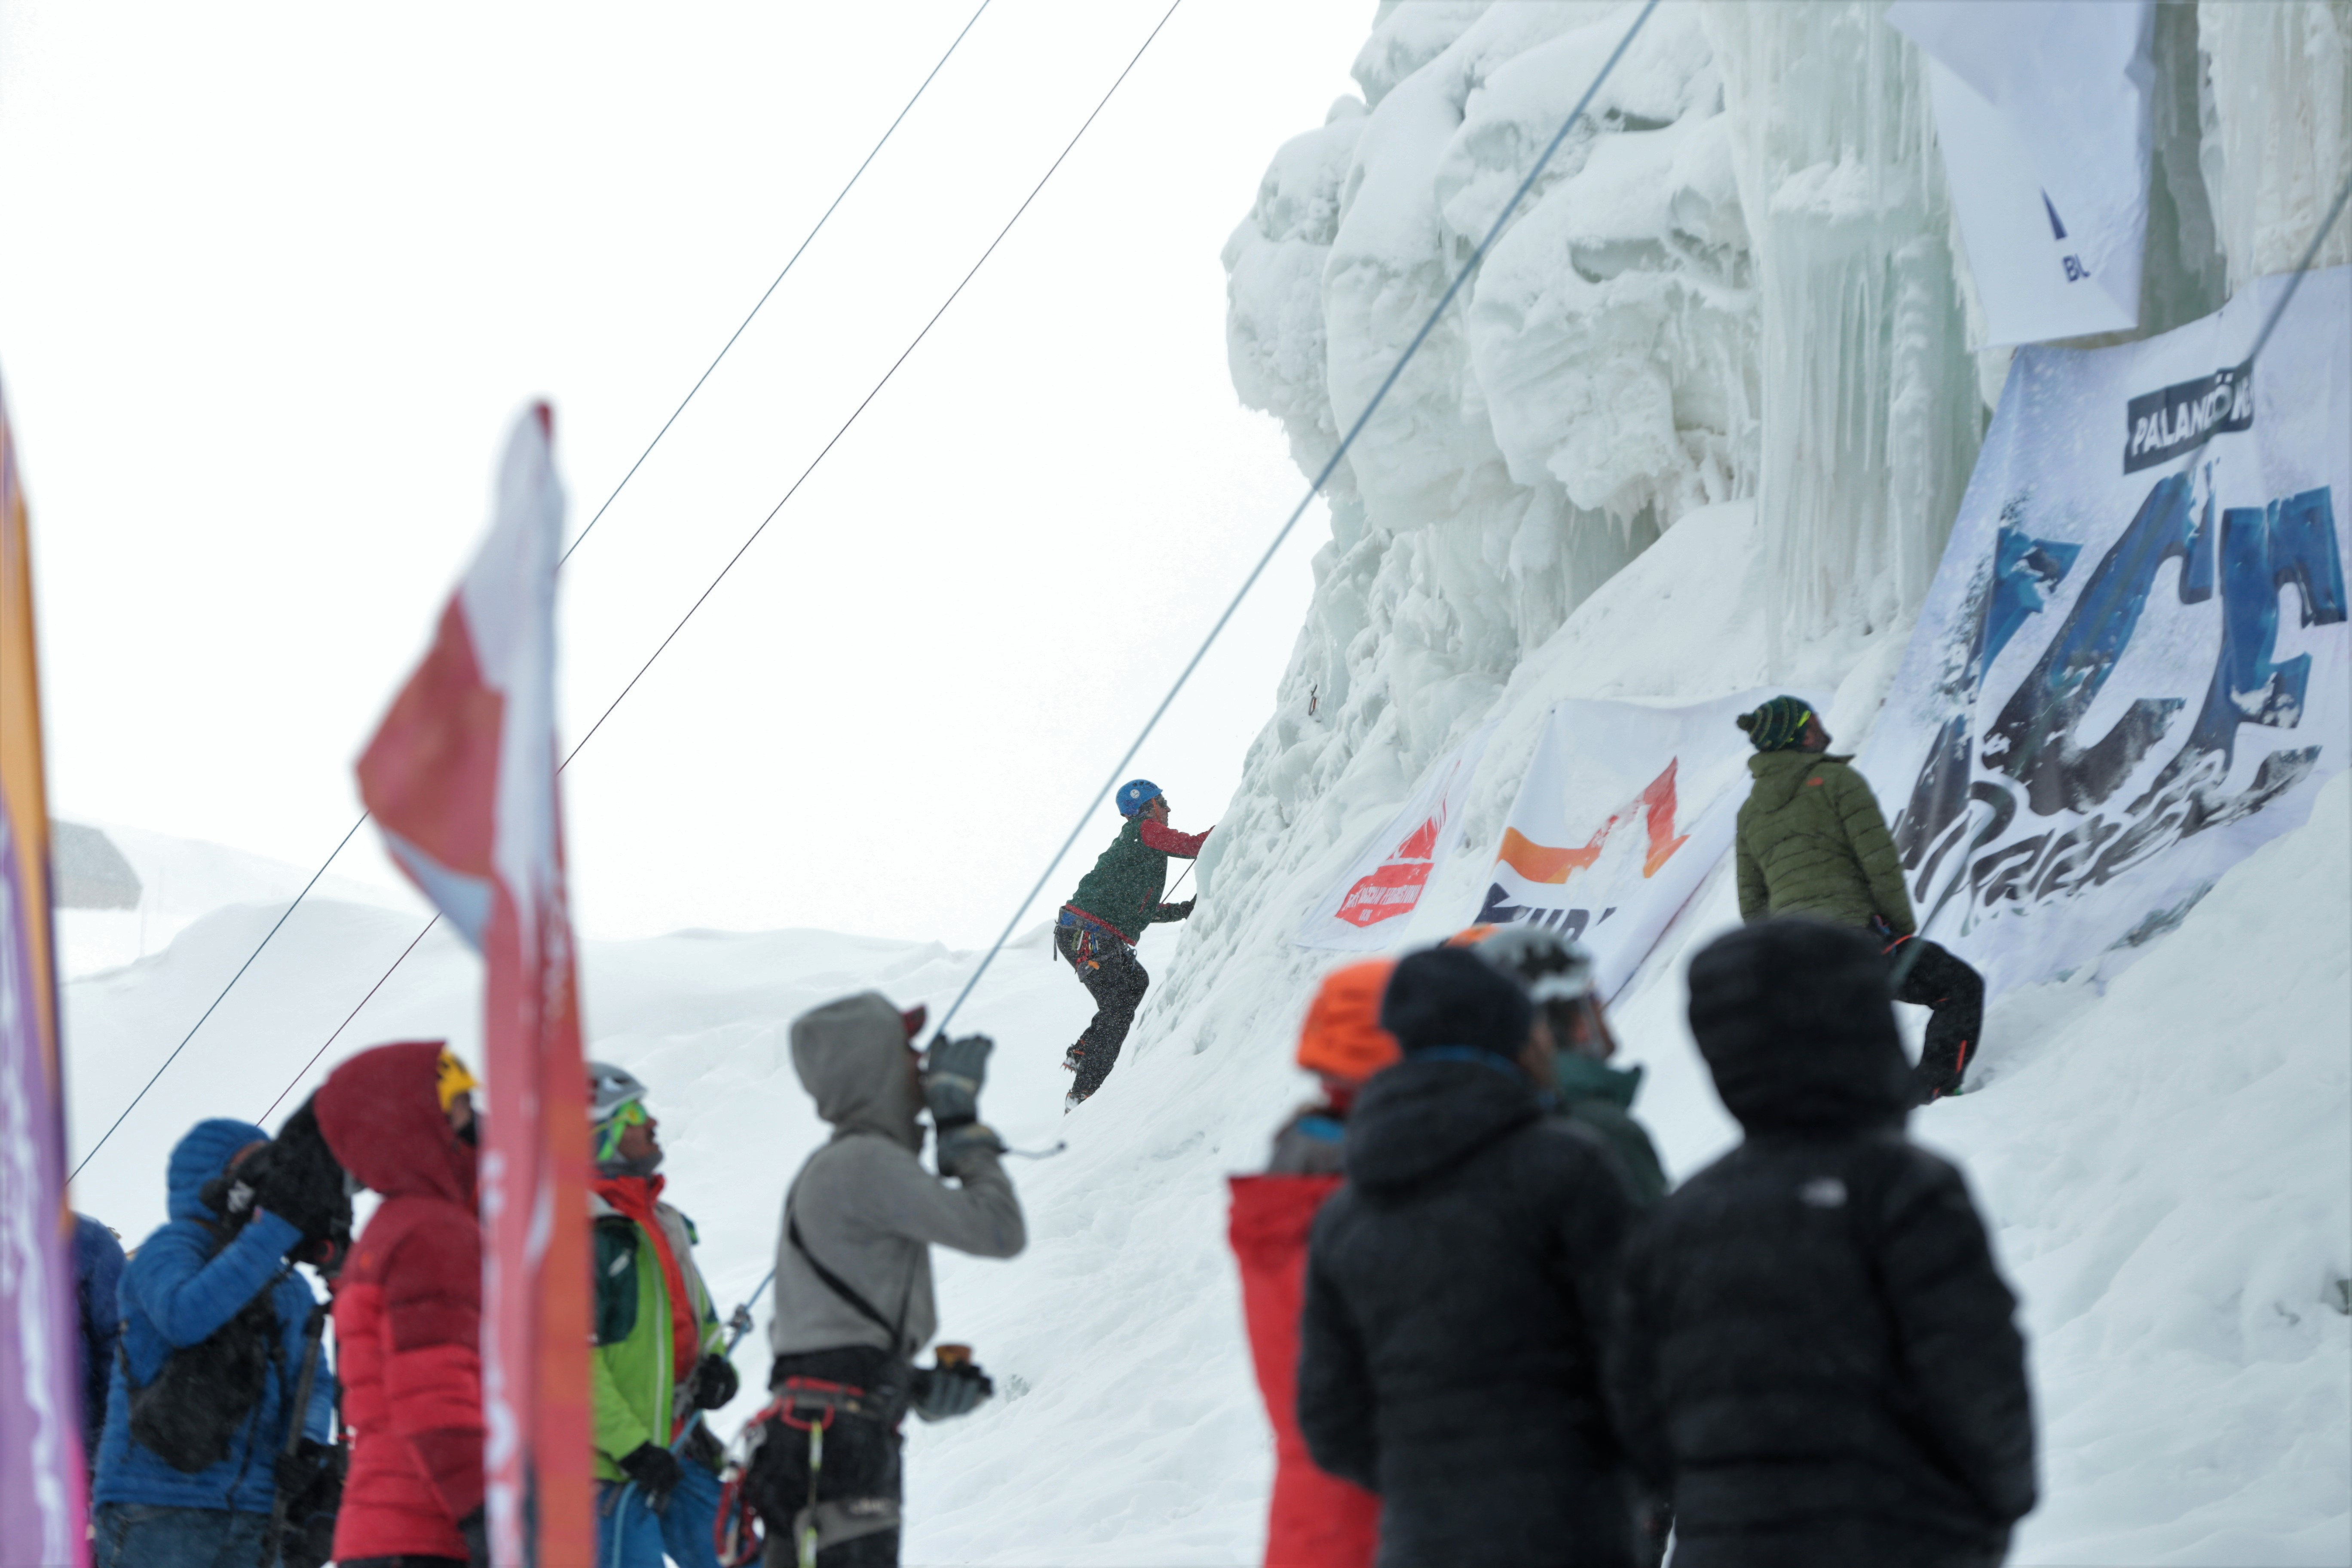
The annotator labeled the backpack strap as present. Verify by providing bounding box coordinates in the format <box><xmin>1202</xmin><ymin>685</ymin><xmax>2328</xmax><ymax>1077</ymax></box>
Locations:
<box><xmin>784</xmin><ymin>1173</ymin><xmax>913</xmax><ymax>1360</ymax></box>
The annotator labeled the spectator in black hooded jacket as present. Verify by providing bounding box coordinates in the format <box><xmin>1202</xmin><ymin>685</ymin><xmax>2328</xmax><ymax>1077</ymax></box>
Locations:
<box><xmin>1298</xmin><ymin>945</ymin><xmax>1642</xmax><ymax>1568</ymax></box>
<box><xmin>1605</xmin><ymin>916</ymin><xmax>2035</xmax><ymax>1568</ymax></box>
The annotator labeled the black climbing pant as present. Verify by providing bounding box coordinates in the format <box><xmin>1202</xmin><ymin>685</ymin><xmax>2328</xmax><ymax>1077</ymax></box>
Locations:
<box><xmin>1891</xmin><ymin>938</ymin><xmax>1984</xmax><ymax>1099</ymax></box>
<box><xmin>1056</xmin><ymin>924</ymin><xmax>1150</xmax><ymax>1100</ymax></box>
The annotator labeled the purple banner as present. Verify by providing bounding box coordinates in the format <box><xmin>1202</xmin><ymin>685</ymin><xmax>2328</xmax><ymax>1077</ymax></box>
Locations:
<box><xmin>0</xmin><ymin>811</ymin><xmax>85</xmax><ymax>1565</ymax></box>
<box><xmin>0</xmin><ymin>378</ymin><xmax>86</xmax><ymax>1565</ymax></box>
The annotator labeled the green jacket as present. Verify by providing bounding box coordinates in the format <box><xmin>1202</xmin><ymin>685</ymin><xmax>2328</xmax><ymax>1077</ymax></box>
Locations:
<box><xmin>1554</xmin><ymin>1054</ymin><xmax>1669</xmax><ymax>1206</ymax></box>
<box><xmin>1067</xmin><ymin>817</ymin><xmax>1207</xmax><ymax>942</ymax></box>
<box><xmin>1734</xmin><ymin>751</ymin><xmax>1917</xmax><ymax>936</ymax></box>
<box><xmin>590</xmin><ymin>1189</ymin><xmax>726</xmax><ymax>1479</ymax></box>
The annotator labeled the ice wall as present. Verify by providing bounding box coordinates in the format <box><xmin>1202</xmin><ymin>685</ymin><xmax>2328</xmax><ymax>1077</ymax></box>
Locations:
<box><xmin>1706</xmin><ymin>3</ymin><xmax>1981</xmax><ymax>657</ymax></box>
<box><xmin>1214</xmin><ymin>0</ymin><xmax>2349</xmax><ymax>917</ymax></box>
<box><xmin>2200</xmin><ymin>0</ymin><xmax>2352</xmax><ymax>290</ymax></box>
<box><xmin>1220</xmin><ymin>0</ymin><xmax>1753</xmax><ymax>798</ymax></box>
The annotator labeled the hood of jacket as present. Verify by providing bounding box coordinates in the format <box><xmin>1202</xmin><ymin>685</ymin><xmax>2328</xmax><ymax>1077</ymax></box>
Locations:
<box><xmin>1745</xmin><ymin>749</ymin><xmax>1857</xmax><ymax>813</ymax></box>
<box><xmin>1343</xmin><ymin>1054</ymin><xmax>1542</xmax><ymax>1194</ymax></box>
<box><xmin>1687</xmin><ymin>917</ymin><xmax>1912</xmax><ymax>1134</ymax></box>
<box><xmin>790</xmin><ymin>992</ymin><xmax>923</xmax><ymax>1150</ymax></box>
<box><xmin>314</xmin><ymin>1038</ymin><xmax>478</xmax><ymax>1204</ymax></box>
<box><xmin>167</xmin><ymin>1118</ymin><xmax>269</xmax><ymax>1222</ymax></box>
<box><xmin>1553</xmin><ymin>1053</ymin><xmax>1642</xmax><ymax>1111</ymax></box>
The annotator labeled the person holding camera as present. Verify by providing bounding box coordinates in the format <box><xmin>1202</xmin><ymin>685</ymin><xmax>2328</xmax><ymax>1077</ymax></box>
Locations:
<box><xmin>747</xmin><ymin>993</ymin><xmax>1026</xmax><ymax>1567</ymax></box>
<box><xmin>91</xmin><ymin>1114</ymin><xmax>344</xmax><ymax>1568</ymax></box>
<box><xmin>585</xmin><ymin>1063</ymin><xmax>738</xmax><ymax>1568</ymax></box>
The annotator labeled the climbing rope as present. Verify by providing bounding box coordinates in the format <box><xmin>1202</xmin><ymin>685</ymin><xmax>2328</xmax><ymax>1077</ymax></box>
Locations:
<box><xmin>75</xmin><ymin>0</ymin><xmax>1160</xmax><ymax>1173</ymax></box>
<box><xmin>205</xmin><ymin>0</ymin><xmax>1188</xmax><ymax>1146</ymax></box>
<box><xmin>926</xmin><ymin>0</ymin><xmax>1667</xmax><ymax>1043</ymax></box>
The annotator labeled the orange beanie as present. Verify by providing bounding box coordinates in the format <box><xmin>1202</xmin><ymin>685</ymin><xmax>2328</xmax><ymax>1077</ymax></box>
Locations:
<box><xmin>1295</xmin><ymin>959</ymin><xmax>1402</xmax><ymax>1084</ymax></box>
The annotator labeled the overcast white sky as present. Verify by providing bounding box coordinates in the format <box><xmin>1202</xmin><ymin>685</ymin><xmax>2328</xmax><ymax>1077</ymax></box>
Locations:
<box><xmin>0</xmin><ymin>0</ymin><xmax>1368</xmax><ymax>949</ymax></box>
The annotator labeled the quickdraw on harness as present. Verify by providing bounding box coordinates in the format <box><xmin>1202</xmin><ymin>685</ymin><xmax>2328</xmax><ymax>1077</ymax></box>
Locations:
<box><xmin>1057</xmin><ymin>905</ymin><xmax>1130</xmax><ymax>973</ymax></box>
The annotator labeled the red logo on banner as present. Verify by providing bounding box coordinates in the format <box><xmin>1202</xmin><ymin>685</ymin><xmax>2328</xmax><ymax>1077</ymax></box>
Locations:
<box><xmin>1495</xmin><ymin>758</ymin><xmax>1692</xmax><ymax>884</ymax></box>
<box><xmin>1335</xmin><ymin>809</ymin><xmax>1446</xmax><ymax>928</ymax></box>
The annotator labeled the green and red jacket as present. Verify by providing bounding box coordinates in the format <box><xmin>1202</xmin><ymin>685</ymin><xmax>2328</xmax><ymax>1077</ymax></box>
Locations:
<box><xmin>1066</xmin><ymin>818</ymin><xmax>1209</xmax><ymax>943</ymax></box>
<box><xmin>590</xmin><ymin>1177</ymin><xmax>726</xmax><ymax>1479</ymax></box>
<box><xmin>1735</xmin><ymin>751</ymin><xmax>1917</xmax><ymax>936</ymax></box>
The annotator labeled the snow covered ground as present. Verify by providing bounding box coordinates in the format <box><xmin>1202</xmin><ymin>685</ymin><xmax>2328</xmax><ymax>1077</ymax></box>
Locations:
<box><xmin>61</xmin><ymin>505</ymin><xmax>2350</xmax><ymax>1565</ymax></box>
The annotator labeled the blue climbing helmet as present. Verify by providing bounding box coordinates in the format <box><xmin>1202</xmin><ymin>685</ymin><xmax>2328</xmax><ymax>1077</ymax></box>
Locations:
<box><xmin>1116</xmin><ymin>779</ymin><xmax>1163</xmax><ymax>818</ymax></box>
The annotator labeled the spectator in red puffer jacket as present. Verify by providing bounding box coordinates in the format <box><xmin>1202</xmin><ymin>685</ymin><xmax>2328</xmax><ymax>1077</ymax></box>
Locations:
<box><xmin>1228</xmin><ymin>960</ymin><xmax>1397</xmax><ymax>1568</ymax></box>
<box><xmin>314</xmin><ymin>1040</ymin><xmax>489</xmax><ymax>1568</ymax></box>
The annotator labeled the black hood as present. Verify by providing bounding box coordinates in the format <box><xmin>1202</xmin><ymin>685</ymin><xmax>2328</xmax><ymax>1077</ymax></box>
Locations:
<box><xmin>1344</xmin><ymin>1055</ymin><xmax>1541</xmax><ymax>1194</ymax></box>
<box><xmin>1687</xmin><ymin>916</ymin><xmax>1914</xmax><ymax>1134</ymax></box>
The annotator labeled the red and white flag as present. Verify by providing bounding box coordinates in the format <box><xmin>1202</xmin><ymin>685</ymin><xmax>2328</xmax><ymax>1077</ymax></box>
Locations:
<box><xmin>358</xmin><ymin>405</ymin><xmax>592</xmax><ymax>1565</ymax></box>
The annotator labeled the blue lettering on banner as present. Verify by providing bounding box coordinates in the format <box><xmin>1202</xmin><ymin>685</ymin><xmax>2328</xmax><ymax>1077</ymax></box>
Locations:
<box><xmin>1892</xmin><ymin>472</ymin><xmax>2344</xmax><ymax>931</ymax></box>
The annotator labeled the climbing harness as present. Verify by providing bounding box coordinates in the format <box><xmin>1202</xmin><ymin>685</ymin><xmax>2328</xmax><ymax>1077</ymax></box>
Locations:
<box><xmin>1056</xmin><ymin>905</ymin><xmax>1130</xmax><ymax>972</ymax></box>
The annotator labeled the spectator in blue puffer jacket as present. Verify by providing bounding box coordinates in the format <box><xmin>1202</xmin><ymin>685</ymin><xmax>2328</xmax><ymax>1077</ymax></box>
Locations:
<box><xmin>76</xmin><ymin>1214</ymin><xmax>128</xmax><ymax>1463</ymax></box>
<box><xmin>92</xmin><ymin>1117</ymin><xmax>335</xmax><ymax>1568</ymax></box>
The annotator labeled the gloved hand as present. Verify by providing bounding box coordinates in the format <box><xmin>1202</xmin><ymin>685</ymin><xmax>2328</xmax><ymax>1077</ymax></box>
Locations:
<box><xmin>922</xmin><ymin>1033</ymin><xmax>994</xmax><ymax>1129</ymax></box>
<box><xmin>619</xmin><ymin>1440</ymin><xmax>685</xmax><ymax>1512</ymax></box>
<box><xmin>273</xmin><ymin>1436</ymin><xmax>343</xmax><ymax>1511</ymax></box>
<box><xmin>910</xmin><ymin>1361</ymin><xmax>995</xmax><ymax>1423</ymax></box>
<box><xmin>457</xmin><ymin>1506</ymin><xmax>490</xmax><ymax>1568</ymax></box>
<box><xmin>248</xmin><ymin>1105</ymin><xmax>352</xmax><ymax>1246</ymax></box>
<box><xmin>936</xmin><ymin>1121</ymin><xmax>1007</xmax><ymax>1177</ymax></box>
<box><xmin>688</xmin><ymin>1351</ymin><xmax>740</xmax><ymax>1411</ymax></box>
<box><xmin>1170</xmin><ymin>898</ymin><xmax>1196</xmax><ymax>919</ymax></box>
<box><xmin>273</xmin><ymin>1438</ymin><xmax>344</xmax><ymax>1568</ymax></box>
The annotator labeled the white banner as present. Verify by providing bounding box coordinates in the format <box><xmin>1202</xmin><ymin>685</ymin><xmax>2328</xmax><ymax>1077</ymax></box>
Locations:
<box><xmin>1859</xmin><ymin>267</ymin><xmax>2352</xmax><ymax>996</ymax></box>
<box><xmin>1890</xmin><ymin>0</ymin><xmax>2154</xmax><ymax>346</ymax></box>
<box><xmin>1294</xmin><ymin>721</ymin><xmax>1495</xmax><ymax>951</ymax></box>
<box><xmin>1473</xmin><ymin>694</ymin><xmax>1811</xmax><ymax>1000</ymax></box>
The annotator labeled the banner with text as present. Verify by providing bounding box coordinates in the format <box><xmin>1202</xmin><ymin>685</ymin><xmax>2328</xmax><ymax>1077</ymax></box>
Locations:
<box><xmin>1890</xmin><ymin>1</ymin><xmax>2155</xmax><ymax>345</ymax></box>
<box><xmin>1296</xmin><ymin>722</ymin><xmax>1496</xmax><ymax>951</ymax></box>
<box><xmin>1475</xmin><ymin>693</ymin><xmax>1802</xmax><ymax>1000</ymax></box>
<box><xmin>0</xmin><ymin>377</ymin><xmax>87</xmax><ymax>1568</ymax></box>
<box><xmin>1858</xmin><ymin>267</ymin><xmax>2351</xmax><ymax>996</ymax></box>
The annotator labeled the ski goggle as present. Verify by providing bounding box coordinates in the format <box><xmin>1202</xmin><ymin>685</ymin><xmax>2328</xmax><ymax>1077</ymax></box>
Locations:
<box><xmin>594</xmin><ymin>1098</ymin><xmax>650</xmax><ymax>1163</ymax></box>
<box><xmin>436</xmin><ymin>1049</ymin><xmax>479</xmax><ymax>1113</ymax></box>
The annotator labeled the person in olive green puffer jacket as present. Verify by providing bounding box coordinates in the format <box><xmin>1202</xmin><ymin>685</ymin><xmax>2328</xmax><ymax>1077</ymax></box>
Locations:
<box><xmin>1732</xmin><ymin>697</ymin><xmax>1984</xmax><ymax>1102</ymax></box>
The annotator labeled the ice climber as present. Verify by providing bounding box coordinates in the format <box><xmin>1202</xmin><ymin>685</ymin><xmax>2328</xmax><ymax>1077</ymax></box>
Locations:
<box><xmin>92</xmin><ymin>1117</ymin><xmax>341</xmax><ymax>1568</ymax></box>
<box><xmin>1056</xmin><ymin>778</ymin><xmax>1209</xmax><ymax>1108</ymax></box>
<box><xmin>1461</xmin><ymin>924</ymin><xmax>1669</xmax><ymax>1205</ymax></box>
<box><xmin>587</xmin><ymin>1063</ymin><xmax>738</xmax><ymax>1568</ymax></box>
<box><xmin>744</xmin><ymin>994</ymin><xmax>1024</xmax><ymax>1567</ymax></box>
<box><xmin>1733</xmin><ymin>695</ymin><xmax>1985</xmax><ymax>1099</ymax></box>
<box><xmin>1298</xmin><ymin>946</ymin><xmax>1644</xmax><ymax>1568</ymax></box>
<box><xmin>314</xmin><ymin>1041</ymin><xmax>492</xmax><ymax>1568</ymax></box>
<box><xmin>1228</xmin><ymin>960</ymin><xmax>1396</xmax><ymax>1568</ymax></box>
<box><xmin>1605</xmin><ymin>916</ymin><xmax>2036</xmax><ymax>1567</ymax></box>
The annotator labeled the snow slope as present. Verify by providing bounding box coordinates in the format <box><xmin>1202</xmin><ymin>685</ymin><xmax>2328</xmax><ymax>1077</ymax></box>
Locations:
<box><xmin>64</xmin><ymin>496</ymin><xmax>2347</xmax><ymax>1563</ymax></box>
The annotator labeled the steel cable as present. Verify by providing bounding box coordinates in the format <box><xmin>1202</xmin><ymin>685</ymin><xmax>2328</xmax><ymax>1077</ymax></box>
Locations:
<box><xmin>928</xmin><ymin>0</ymin><xmax>1666</xmax><ymax>1043</ymax></box>
<box><xmin>215</xmin><ymin>0</ymin><xmax>1188</xmax><ymax>1140</ymax></box>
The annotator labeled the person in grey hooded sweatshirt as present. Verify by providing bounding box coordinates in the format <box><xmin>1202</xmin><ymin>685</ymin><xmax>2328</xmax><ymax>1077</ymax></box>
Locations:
<box><xmin>745</xmin><ymin>993</ymin><xmax>1026</xmax><ymax>1567</ymax></box>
